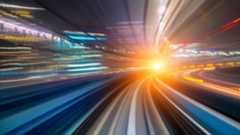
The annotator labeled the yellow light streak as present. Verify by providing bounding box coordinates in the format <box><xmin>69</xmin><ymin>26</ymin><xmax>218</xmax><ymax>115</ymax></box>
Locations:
<box><xmin>0</xmin><ymin>35</ymin><xmax>43</xmax><ymax>42</ymax></box>
<box><xmin>183</xmin><ymin>76</ymin><xmax>204</xmax><ymax>84</ymax></box>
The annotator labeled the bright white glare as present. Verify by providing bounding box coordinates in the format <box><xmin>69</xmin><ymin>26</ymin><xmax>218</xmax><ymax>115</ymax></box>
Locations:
<box><xmin>158</xmin><ymin>6</ymin><xmax>166</xmax><ymax>15</ymax></box>
<box><xmin>150</xmin><ymin>60</ymin><xmax>166</xmax><ymax>71</ymax></box>
<box><xmin>151</xmin><ymin>63</ymin><xmax>162</xmax><ymax>70</ymax></box>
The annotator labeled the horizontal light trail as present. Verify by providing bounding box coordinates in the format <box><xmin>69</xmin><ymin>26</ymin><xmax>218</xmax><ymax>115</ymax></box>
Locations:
<box><xmin>66</xmin><ymin>63</ymin><xmax>102</xmax><ymax>68</ymax></box>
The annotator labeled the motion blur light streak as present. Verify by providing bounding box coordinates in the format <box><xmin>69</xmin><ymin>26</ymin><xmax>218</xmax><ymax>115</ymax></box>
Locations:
<box><xmin>0</xmin><ymin>0</ymin><xmax>240</xmax><ymax>135</ymax></box>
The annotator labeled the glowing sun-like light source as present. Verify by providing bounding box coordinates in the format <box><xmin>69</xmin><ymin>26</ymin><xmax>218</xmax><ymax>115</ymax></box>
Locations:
<box><xmin>149</xmin><ymin>60</ymin><xmax>166</xmax><ymax>72</ymax></box>
<box><xmin>151</xmin><ymin>63</ymin><xmax>162</xmax><ymax>70</ymax></box>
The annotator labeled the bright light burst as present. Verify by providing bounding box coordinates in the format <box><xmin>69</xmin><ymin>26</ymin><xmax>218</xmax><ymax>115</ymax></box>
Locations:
<box><xmin>149</xmin><ymin>59</ymin><xmax>167</xmax><ymax>72</ymax></box>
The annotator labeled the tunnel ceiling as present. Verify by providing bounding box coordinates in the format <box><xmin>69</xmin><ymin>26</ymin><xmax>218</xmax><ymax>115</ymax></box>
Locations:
<box><xmin>4</xmin><ymin>0</ymin><xmax>240</xmax><ymax>51</ymax></box>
